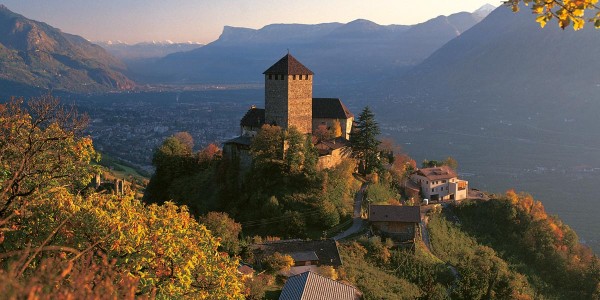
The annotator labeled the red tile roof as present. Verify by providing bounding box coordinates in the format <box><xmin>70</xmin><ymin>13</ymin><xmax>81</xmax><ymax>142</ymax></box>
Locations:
<box><xmin>263</xmin><ymin>53</ymin><xmax>314</xmax><ymax>75</ymax></box>
<box><xmin>415</xmin><ymin>166</ymin><xmax>458</xmax><ymax>180</ymax></box>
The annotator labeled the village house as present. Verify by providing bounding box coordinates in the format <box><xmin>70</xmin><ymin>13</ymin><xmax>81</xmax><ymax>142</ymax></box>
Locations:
<box><xmin>252</xmin><ymin>239</ymin><xmax>342</xmax><ymax>276</ymax></box>
<box><xmin>368</xmin><ymin>204</ymin><xmax>421</xmax><ymax>242</ymax></box>
<box><xmin>408</xmin><ymin>166</ymin><xmax>469</xmax><ymax>201</ymax></box>
<box><xmin>279</xmin><ymin>271</ymin><xmax>361</xmax><ymax>300</ymax></box>
<box><xmin>223</xmin><ymin>53</ymin><xmax>354</xmax><ymax>169</ymax></box>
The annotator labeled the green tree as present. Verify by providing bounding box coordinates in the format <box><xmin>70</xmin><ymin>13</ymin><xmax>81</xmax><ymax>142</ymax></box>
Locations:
<box><xmin>284</xmin><ymin>126</ymin><xmax>306</xmax><ymax>174</ymax></box>
<box><xmin>350</xmin><ymin>106</ymin><xmax>382</xmax><ymax>175</ymax></box>
<box><xmin>144</xmin><ymin>135</ymin><xmax>196</xmax><ymax>204</ymax></box>
<box><xmin>251</xmin><ymin>125</ymin><xmax>283</xmax><ymax>166</ymax></box>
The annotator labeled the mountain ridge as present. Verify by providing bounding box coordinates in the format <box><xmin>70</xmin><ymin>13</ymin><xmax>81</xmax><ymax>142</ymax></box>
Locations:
<box><xmin>126</xmin><ymin>9</ymin><xmax>491</xmax><ymax>85</ymax></box>
<box><xmin>0</xmin><ymin>5</ymin><xmax>134</xmax><ymax>94</ymax></box>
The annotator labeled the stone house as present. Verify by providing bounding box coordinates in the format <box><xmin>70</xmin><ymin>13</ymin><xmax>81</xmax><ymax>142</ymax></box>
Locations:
<box><xmin>368</xmin><ymin>204</ymin><xmax>421</xmax><ymax>242</ymax></box>
<box><xmin>223</xmin><ymin>54</ymin><xmax>354</xmax><ymax>170</ymax></box>
<box><xmin>252</xmin><ymin>239</ymin><xmax>342</xmax><ymax>276</ymax></box>
<box><xmin>409</xmin><ymin>166</ymin><xmax>468</xmax><ymax>201</ymax></box>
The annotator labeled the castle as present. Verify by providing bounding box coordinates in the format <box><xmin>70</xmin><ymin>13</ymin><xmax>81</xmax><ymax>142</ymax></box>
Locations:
<box><xmin>224</xmin><ymin>53</ymin><xmax>354</xmax><ymax>169</ymax></box>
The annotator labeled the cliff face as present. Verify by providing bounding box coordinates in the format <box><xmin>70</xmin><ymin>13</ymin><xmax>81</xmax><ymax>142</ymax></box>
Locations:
<box><xmin>0</xmin><ymin>5</ymin><xmax>135</xmax><ymax>93</ymax></box>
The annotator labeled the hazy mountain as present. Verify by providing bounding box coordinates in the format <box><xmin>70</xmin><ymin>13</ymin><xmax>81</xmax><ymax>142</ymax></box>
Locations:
<box><xmin>369</xmin><ymin>5</ymin><xmax>600</xmax><ymax>252</ymax></box>
<box><xmin>378</xmin><ymin>5</ymin><xmax>600</xmax><ymax>122</ymax></box>
<box><xmin>97</xmin><ymin>40</ymin><xmax>204</xmax><ymax>60</ymax></box>
<box><xmin>0</xmin><ymin>5</ymin><xmax>134</xmax><ymax>94</ymax></box>
<box><xmin>127</xmin><ymin>8</ymin><xmax>492</xmax><ymax>85</ymax></box>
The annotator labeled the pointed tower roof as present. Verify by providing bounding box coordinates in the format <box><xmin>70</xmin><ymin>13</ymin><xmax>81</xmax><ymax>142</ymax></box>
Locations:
<box><xmin>263</xmin><ymin>53</ymin><xmax>314</xmax><ymax>75</ymax></box>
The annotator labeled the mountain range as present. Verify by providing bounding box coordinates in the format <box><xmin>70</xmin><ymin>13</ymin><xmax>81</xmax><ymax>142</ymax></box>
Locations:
<box><xmin>125</xmin><ymin>7</ymin><xmax>493</xmax><ymax>84</ymax></box>
<box><xmin>0</xmin><ymin>5</ymin><xmax>133</xmax><ymax>94</ymax></box>
<box><xmin>376</xmin><ymin>4</ymin><xmax>600</xmax><ymax>137</ymax></box>
<box><xmin>97</xmin><ymin>40</ymin><xmax>204</xmax><ymax>61</ymax></box>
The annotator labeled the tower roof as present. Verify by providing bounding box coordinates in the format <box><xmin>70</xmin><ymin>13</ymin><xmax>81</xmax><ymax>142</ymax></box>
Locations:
<box><xmin>263</xmin><ymin>53</ymin><xmax>314</xmax><ymax>75</ymax></box>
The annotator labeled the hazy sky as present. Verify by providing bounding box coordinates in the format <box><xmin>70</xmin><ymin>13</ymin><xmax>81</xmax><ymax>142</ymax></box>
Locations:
<box><xmin>0</xmin><ymin>1</ymin><xmax>499</xmax><ymax>44</ymax></box>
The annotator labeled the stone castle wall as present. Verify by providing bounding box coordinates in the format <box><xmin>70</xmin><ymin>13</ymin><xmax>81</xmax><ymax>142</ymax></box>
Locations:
<box><xmin>287</xmin><ymin>75</ymin><xmax>312</xmax><ymax>134</ymax></box>
<box><xmin>265</xmin><ymin>74</ymin><xmax>312</xmax><ymax>134</ymax></box>
<box><xmin>265</xmin><ymin>75</ymin><xmax>288</xmax><ymax>127</ymax></box>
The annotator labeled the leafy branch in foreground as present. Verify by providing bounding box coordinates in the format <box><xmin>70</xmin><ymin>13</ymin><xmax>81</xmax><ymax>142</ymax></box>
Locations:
<box><xmin>505</xmin><ymin>0</ymin><xmax>600</xmax><ymax>30</ymax></box>
<box><xmin>0</xmin><ymin>95</ymin><xmax>98</xmax><ymax>218</ymax></box>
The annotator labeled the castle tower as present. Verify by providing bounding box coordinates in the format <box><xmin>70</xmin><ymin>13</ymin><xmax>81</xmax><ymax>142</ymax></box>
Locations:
<box><xmin>263</xmin><ymin>53</ymin><xmax>313</xmax><ymax>134</ymax></box>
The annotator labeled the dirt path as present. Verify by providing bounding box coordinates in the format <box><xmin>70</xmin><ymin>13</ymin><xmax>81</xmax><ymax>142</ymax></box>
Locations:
<box><xmin>333</xmin><ymin>182</ymin><xmax>368</xmax><ymax>241</ymax></box>
<box><xmin>420</xmin><ymin>215</ymin><xmax>433</xmax><ymax>253</ymax></box>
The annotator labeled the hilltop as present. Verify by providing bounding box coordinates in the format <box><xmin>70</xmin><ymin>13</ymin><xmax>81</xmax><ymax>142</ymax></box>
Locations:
<box><xmin>0</xmin><ymin>5</ymin><xmax>134</xmax><ymax>93</ymax></box>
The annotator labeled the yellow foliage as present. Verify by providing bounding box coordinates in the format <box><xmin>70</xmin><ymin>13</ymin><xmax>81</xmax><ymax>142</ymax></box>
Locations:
<box><xmin>316</xmin><ymin>265</ymin><xmax>338</xmax><ymax>280</ymax></box>
<box><xmin>4</xmin><ymin>189</ymin><xmax>244</xmax><ymax>299</ymax></box>
<box><xmin>507</xmin><ymin>0</ymin><xmax>600</xmax><ymax>30</ymax></box>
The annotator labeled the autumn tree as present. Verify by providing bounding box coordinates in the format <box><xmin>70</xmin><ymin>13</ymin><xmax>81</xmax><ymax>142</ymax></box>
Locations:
<box><xmin>350</xmin><ymin>106</ymin><xmax>382</xmax><ymax>175</ymax></box>
<box><xmin>199</xmin><ymin>211</ymin><xmax>242</xmax><ymax>255</ymax></box>
<box><xmin>332</xmin><ymin>119</ymin><xmax>343</xmax><ymax>138</ymax></box>
<box><xmin>197</xmin><ymin>143</ymin><xmax>220</xmax><ymax>162</ymax></box>
<box><xmin>505</xmin><ymin>0</ymin><xmax>600</xmax><ymax>30</ymax></box>
<box><xmin>313</xmin><ymin>123</ymin><xmax>331</xmax><ymax>142</ymax></box>
<box><xmin>0</xmin><ymin>95</ymin><xmax>98</xmax><ymax>218</ymax></box>
<box><xmin>173</xmin><ymin>131</ymin><xmax>194</xmax><ymax>152</ymax></box>
<box><xmin>262</xmin><ymin>252</ymin><xmax>294</xmax><ymax>274</ymax></box>
<box><xmin>2</xmin><ymin>190</ymin><xmax>244</xmax><ymax>299</ymax></box>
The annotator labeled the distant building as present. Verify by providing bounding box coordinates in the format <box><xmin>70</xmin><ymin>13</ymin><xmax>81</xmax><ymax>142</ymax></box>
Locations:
<box><xmin>279</xmin><ymin>271</ymin><xmax>360</xmax><ymax>300</ymax></box>
<box><xmin>408</xmin><ymin>166</ymin><xmax>469</xmax><ymax>201</ymax></box>
<box><xmin>252</xmin><ymin>239</ymin><xmax>342</xmax><ymax>276</ymax></box>
<box><xmin>368</xmin><ymin>204</ymin><xmax>421</xmax><ymax>242</ymax></box>
<box><xmin>224</xmin><ymin>54</ymin><xmax>354</xmax><ymax>169</ymax></box>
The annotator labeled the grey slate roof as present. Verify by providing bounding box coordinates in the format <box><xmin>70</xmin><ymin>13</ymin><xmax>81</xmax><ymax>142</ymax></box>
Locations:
<box><xmin>223</xmin><ymin>135</ymin><xmax>253</xmax><ymax>146</ymax></box>
<box><xmin>279</xmin><ymin>271</ymin><xmax>358</xmax><ymax>300</ymax></box>
<box><xmin>290</xmin><ymin>251</ymin><xmax>319</xmax><ymax>262</ymax></box>
<box><xmin>368</xmin><ymin>205</ymin><xmax>421</xmax><ymax>223</ymax></box>
<box><xmin>264</xmin><ymin>53</ymin><xmax>314</xmax><ymax>75</ymax></box>
<box><xmin>254</xmin><ymin>239</ymin><xmax>342</xmax><ymax>267</ymax></box>
<box><xmin>312</xmin><ymin>98</ymin><xmax>354</xmax><ymax>119</ymax></box>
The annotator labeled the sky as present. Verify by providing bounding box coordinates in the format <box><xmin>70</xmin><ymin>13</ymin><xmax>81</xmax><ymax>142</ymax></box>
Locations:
<box><xmin>0</xmin><ymin>1</ymin><xmax>499</xmax><ymax>44</ymax></box>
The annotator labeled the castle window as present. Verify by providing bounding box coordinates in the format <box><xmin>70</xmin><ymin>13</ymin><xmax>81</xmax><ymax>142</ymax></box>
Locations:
<box><xmin>269</xmin><ymin>75</ymin><xmax>272</xmax><ymax>80</ymax></box>
<box><xmin>293</xmin><ymin>75</ymin><xmax>297</xmax><ymax>80</ymax></box>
